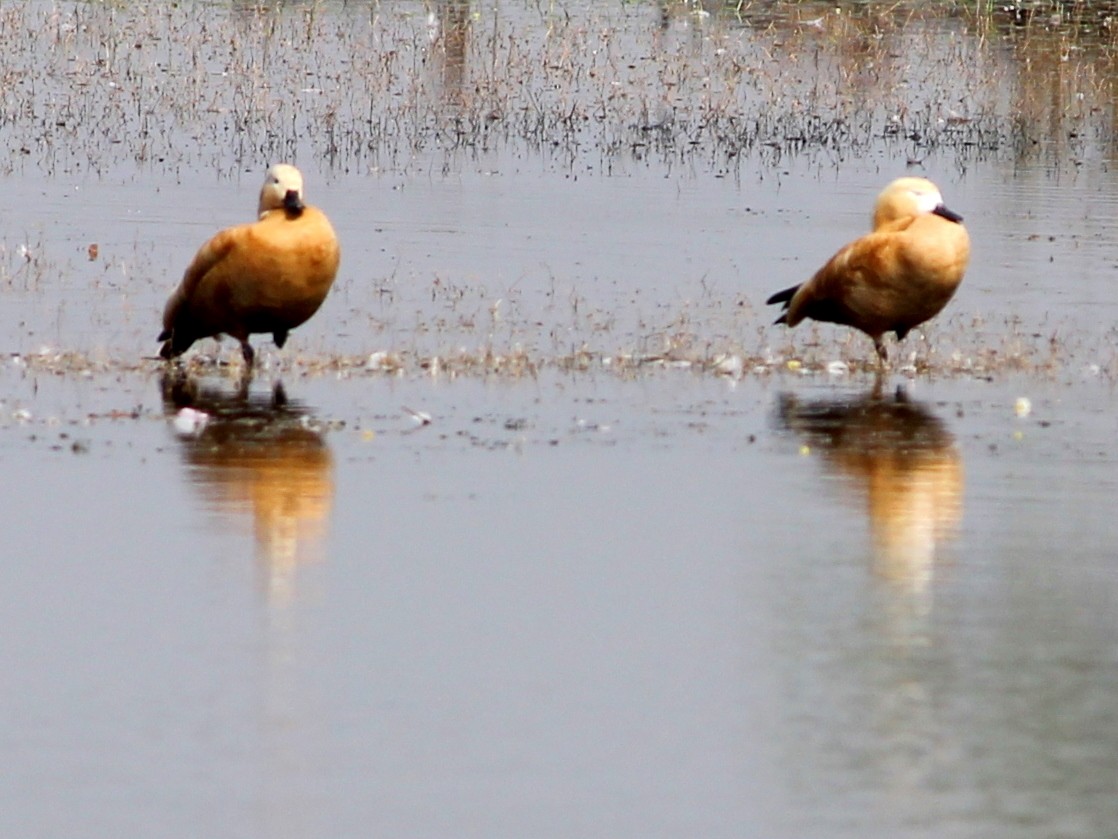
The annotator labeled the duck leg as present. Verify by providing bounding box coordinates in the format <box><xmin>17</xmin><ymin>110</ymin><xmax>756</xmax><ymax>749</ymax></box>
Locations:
<box><xmin>873</xmin><ymin>336</ymin><xmax>889</xmax><ymax>366</ymax></box>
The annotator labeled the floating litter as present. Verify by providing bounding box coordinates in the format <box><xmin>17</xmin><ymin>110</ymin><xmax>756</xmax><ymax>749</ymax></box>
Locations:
<box><xmin>172</xmin><ymin>407</ymin><xmax>209</xmax><ymax>437</ymax></box>
<box><xmin>826</xmin><ymin>360</ymin><xmax>848</xmax><ymax>376</ymax></box>
<box><xmin>403</xmin><ymin>406</ymin><xmax>432</xmax><ymax>426</ymax></box>
<box><xmin>1014</xmin><ymin>397</ymin><xmax>1032</xmax><ymax>418</ymax></box>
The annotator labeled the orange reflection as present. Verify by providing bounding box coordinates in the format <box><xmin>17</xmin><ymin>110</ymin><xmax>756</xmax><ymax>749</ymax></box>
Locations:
<box><xmin>776</xmin><ymin>386</ymin><xmax>963</xmax><ymax>590</ymax></box>
<box><xmin>162</xmin><ymin>372</ymin><xmax>333</xmax><ymax>604</ymax></box>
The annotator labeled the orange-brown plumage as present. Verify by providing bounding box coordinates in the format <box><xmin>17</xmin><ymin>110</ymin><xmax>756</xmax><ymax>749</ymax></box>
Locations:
<box><xmin>767</xmin><ymin>177</ymin><xmax>970</xmax><ymax>363</ymax></box>
<box><xmin>158</xmin><ymin>164</ymin><xmax>340</xmax><ymax>366</ymax></box>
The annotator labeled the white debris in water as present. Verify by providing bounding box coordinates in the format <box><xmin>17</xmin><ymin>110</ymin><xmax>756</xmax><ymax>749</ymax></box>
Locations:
<box><xmin>12</xmin><ymin>408</ymin><xmax>31</xmax><ymax>423</ymax></box>
<box><xmin>899</xmin><ymin>351</ymin><xmax>918</xmax><ymax>377</ymax></box>
<box><xmin>299</xmin><ymin>416</ymin><xmax>325</xmax><ymax>433</ymax></box>
<box><xmin>712</xmin><ymin>354</ymin><xmax>743</xmax><ymax>378</ymax></box>
<box><xmin>826</xmin><ymin>360</ymin><xmax>849</xmax><ymax>376</ymax></box>
<box><xmin>403</xmin><ymin>406</ymin><xmax>432</xmax><ymax>427</ymax></box>
<box><xmin>575</xmin><ymin>418</ymin><xmax>611</xmax><ymax>433</ymax></box>
<box><xmin>1014</xmin><ymin>397</ymin><xmax>1032</xmax><ymax>418</ymax></box>
<box><xmin>172</xmin><ymin>407</ymin><xmax>209</xmax><ymax>437</ymax></box>
<box><xmin>366</xmin><ymin>351</ymin><xmax>393</xmax><ymax>371</ymax></box>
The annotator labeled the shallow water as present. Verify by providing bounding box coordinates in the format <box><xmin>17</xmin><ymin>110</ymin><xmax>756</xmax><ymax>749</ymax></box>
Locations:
<box><xmin>5</xmin><ymin>368</ymin><xmax>1118</xmax><ymax>837</ymax></box>
<box><xmin>3</xmin><ymin>2</ymin><xmax>1118</xmax><ymax>837</ymax></box>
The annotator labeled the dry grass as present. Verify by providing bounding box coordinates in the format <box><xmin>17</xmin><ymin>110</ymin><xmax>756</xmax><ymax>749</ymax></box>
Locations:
<box><xmin>1</xmin><ymin>1</ymin><xmax>1118</xmax><ymax>177</ymax></box>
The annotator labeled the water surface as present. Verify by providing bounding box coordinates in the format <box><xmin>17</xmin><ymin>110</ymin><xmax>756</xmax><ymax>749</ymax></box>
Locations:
<box><xmin>2</xmin><ymin>2</ymin><xmax>1118</xmax><ymax>837</ymax></box>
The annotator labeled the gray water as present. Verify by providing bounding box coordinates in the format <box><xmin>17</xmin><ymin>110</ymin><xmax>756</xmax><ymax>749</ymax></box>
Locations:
<box><xmin>2</xmin><ymin>2</ymin><xmax>1118</xmax><ymax>837</ymax></box>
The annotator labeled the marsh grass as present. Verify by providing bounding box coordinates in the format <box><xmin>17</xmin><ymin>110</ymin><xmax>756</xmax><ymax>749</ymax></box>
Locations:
<box><xmin>0</xmin><ymin>237</ymin><xmax>46</xmax><ymax>291</ymax></box>
<box><xmin>5</xmin><ymin>304</ymin><xmax>1114</xmax><ymax>387</ymax></box>
<box><xmin>3</xmin><ymin>1</ymin><xmax>1118</xmax><ymax>382</ymax></box>
<box><xmin>3</xmin><ymin>1</ymin><xmax>1118</xmax><ymax>177</ymax></box>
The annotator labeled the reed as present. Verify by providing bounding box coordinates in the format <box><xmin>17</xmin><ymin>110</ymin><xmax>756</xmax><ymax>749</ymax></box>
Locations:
<box><xmin>0</xmin><ymin>2</ymin><xmax>1116</xmax><ymax>177</ymax></box>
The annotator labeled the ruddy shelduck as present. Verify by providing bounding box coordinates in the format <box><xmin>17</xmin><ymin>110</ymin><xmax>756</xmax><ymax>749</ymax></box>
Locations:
<box><xmin>158</xmin><ymin>164</ymin><xmax>340</xmax><ymax>367</ymax></box>
<box><xmin>766</xmin><ymin>177</ymin><xmax>969</xmax><ymax>364</ymax></box>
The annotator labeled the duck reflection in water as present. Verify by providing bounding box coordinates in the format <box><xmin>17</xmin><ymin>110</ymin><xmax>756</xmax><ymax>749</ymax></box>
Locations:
<box><xmin>162</xmin><ymin>371</ymin><xmax>334</xmax><ymax>604</ymax></box>
<box><xmin>775</xmin><ymin>386</ymin><xmax>963</xmax><ymax>592</ymax></box>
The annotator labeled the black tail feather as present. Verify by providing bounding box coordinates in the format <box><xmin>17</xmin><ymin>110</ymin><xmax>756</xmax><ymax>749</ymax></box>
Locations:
<box><xmin>766</xmin><ymin>283</ymin><xmax>800</xmax><ymax>307</ymax></box>
<box><xmin>158</xmin><ymin>327</ymin><xmax>197</xmax><ymax>361</ymax></box>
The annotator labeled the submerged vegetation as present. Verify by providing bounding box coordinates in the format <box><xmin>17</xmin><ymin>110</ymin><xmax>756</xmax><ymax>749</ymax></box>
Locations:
<box><xmin>8</xmin><ymin>302</ymin><xmax>1117</xmax><ymax>384</ymax></box>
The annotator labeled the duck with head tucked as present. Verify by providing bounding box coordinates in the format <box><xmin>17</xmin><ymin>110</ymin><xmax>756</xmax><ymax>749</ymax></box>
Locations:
<box><xmin>158</xmin><ymin>164</ymin><xmax>341</xmax><ymax>368</ymax></box>
<box><xmin>766</xmin><ymin>177</ymin><xmax>970</xmax><ymax>365</ymax></box>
